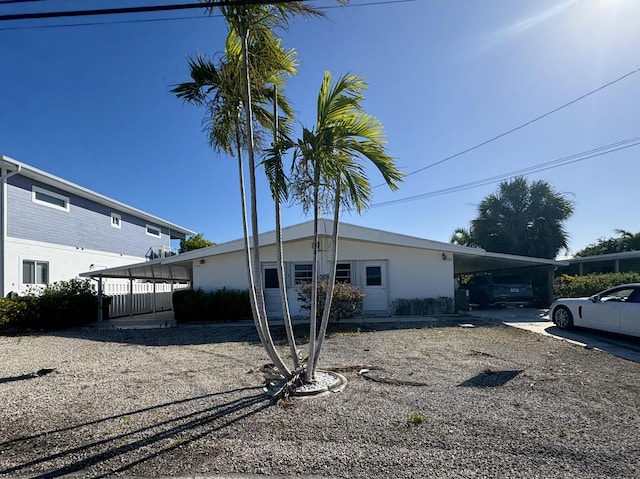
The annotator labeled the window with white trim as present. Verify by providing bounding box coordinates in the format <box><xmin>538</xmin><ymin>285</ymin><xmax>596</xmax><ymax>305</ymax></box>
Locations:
<box><xmin>32</xmin><ymin>186</ymin><xmax>69</xmax><ymax>211</ymax></box>
<box><xmin>294</xmin><ymin>264</ymin><xmax>313</xmax><ymax>285</ymax></box>
<box><xmin>146</xmin><ymin>224</ymin><xmax>161</xmax><ymax>238</ymax></box>
<box><xmin>22</xmin><ymin>260</ymin><xmax>49</xmax><ymax>285</ymax></box>
<box><xmin>111</xmin><ymin>213</ymin><xmax>121</xmax><ymax>229</ymax></box>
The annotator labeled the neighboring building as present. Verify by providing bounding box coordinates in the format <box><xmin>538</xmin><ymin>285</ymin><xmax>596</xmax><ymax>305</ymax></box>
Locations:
<box><xmin>83</xmin><ymin>220</ymin><xmax>566</xmax><ymax>316</ymax></box>
<box><xmin>0</xmin><ymin>155</ymin><xmax>195</xmax><ymax>296</ymax></box>
<box><xmin>557</xmin><ymin>250</ymin><xmax>640</xmax><ymax>276</ymax></box>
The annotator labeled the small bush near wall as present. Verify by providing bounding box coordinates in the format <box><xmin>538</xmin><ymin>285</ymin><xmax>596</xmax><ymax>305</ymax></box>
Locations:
<box><xmin>391</xmin><ymin>297</ymin><xmax>454</xmax><ymax>316</ymax></box>
<box><xmin>556</xmin><ymin>272</ymin><xmax>640</xmax><ymax>298</ymax></box>
<box><xmin>173</xmin><ymin>288</ymin><xmax>251</xmax><ymax>323</ymax></box>
<box><xmin>297</xmin><ymin>282</ymin><xmax>365</xmax><ymax>322</ymax></box>
<box><xmin>0</xmin><ymin>278</ymin><xmax>98</xmax><ymax>332</ymax></box>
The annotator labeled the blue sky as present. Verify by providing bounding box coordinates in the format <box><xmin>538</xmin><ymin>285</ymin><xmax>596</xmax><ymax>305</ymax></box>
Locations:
<box><xmin>2</xmin><ymin>0</ymin><xmax>639</xmax><ymax>256</ymax></box>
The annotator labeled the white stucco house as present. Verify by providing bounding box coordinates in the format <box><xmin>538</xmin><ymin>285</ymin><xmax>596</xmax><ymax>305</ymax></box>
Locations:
<box><xmin>82</xmin><ymin>219</ymin><xmax>566</xmax><ymax>317</ymax></box>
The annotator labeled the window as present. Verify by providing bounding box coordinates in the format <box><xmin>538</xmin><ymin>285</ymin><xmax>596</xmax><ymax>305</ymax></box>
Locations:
<box><xmin>336</xmin><ymin>263</ymin><xmax>351</xmax><ymax>283</ymax></box>
<box><xmin>111</xmin><ymin>213</ymin><xmax>121</xmax><ymax>229</ymax></box>
<box><xmin>22</xmin><ymin>260</ymin><xmax>49</xmax><ymax>285</ymax></box>
<box><xmin>146</xmin><ymin>224</ymin><xmax>161</xmax><ymax>238</ymax></box>
<box><xmin>366</xmin><ymin>266</ymin><xmax>382</xmax><ymax>286</ymax></box>
<box><xmin>264</xmin><ymin>268</ymin><xmax>279</xmax><ymax>289</ymax></box>
<box><xmin>294</xmin><ymin>264</ymin><xmax>313</xmax><ymax>285</ymax></box>
<box><xmin>32</xmin><ymin>186</ymin><xmax>69</xmax><ymax>211</ymax></box>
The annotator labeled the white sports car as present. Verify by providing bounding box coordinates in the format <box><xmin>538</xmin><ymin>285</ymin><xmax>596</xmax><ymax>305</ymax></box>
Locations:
<box><xmin>549</xmin><ymin>283</ymin><xmax>640</xmax><ymax>337</ymax></box>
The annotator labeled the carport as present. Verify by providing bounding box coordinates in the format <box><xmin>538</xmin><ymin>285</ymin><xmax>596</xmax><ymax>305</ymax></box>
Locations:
<box><xmin>80</xmin><ymin>256</ymin><xmax>194</xmax><ymax>320</ymax></box>
<box><xmin>450</xmin><ymin>249</ymin><xmax>568</xmax><ymax>306</ymax></box>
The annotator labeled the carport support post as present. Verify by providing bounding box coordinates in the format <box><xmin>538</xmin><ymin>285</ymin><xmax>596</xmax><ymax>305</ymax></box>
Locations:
<box><xmin>97</xmin><ymin>275</ymin><xmax>103</xmax><ymax>322</ymax></box>
<box><xmin>129</xmin><ymin>276</ymin><xmax>133</xmax><ymax>317</ymax></box>
<box><xmin>544</xmin><ymin>267</ymin><xmax>554</xmax><ymax>306</ymax></box>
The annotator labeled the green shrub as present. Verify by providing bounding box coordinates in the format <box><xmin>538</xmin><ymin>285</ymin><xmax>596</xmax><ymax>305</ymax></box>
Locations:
<box><xmin>0</xmin><ymin>278</ymin><xmax>99</xmax><ymax>332</ymax></box>
<box><xmin>391</xmin><ymin>297</ymin><xmax>454</xmax><ymax>316</ymax></box>
<box><xmin>173</xmin><ymin>288</ymin><xmax>251</xmax><ymax>323</ymax></box>
<box><xmin>556</xmin><ymin>272</ymin><xmax>640</xmax><ymax>298</ymax></box>
<box><xmin>297</xmin><ymin>281</ymin><xmax>365</xmax><ymax>322</ymax></box>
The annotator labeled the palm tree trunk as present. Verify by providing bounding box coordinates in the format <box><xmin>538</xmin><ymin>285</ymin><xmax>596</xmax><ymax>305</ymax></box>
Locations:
<box><xmin>234</xmin><ymin>121</ymin><xmax>269</xmax><ymax>354</ymax></box>
<box><xmin>312</xmin><ymin>178</ymin><xmax>340</xmax><ymax>375</ymax></box>
<box><xmin>306</xmin><ymin>165</ymin><xmax>321</xmax><ymax>381</ymax></box>
<box><xmin>275</xmin><ymin>200</ymin><xmax>299</xmax><ymax>369</ymax></box>
<box><xmin>240</xmin><ymin>25</ymin><xmax>290</xmax><ymax>379</ymax></box>
<box><xmin>273</xmin><ymin>86</ymin><xmax>299</xmax><ymax>369</ymax></box>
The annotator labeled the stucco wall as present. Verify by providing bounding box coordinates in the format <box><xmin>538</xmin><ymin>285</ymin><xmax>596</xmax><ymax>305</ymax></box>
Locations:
<box><xmin>191</xmin><ymin>236</ymin><xmax>455</xmax><ymax>316</ymax></box>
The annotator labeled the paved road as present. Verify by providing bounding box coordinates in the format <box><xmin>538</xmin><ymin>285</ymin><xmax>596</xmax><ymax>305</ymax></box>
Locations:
<box><xmin>469</xmin><ymin>306</ymin><xmax>640</xmax><ymax>363</ymax></box>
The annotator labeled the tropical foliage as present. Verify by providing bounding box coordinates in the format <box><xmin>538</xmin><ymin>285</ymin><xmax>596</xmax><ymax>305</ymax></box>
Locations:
<box><xmin>265</xmin><ymin>71</ymin><xmax>403</xmax><ymax>379</ymax></box>
<box><xmin>451</xmin><ymin>177</ymin><xmax>574</xmax><ymax>259</ymax></box>
<box><xmin>175</xmin><ymin>2</ymin><xmax>401</xmax><ymax>389</ymax></box>
<box><xmin>574</xmin><ymin>229</ymin><xmax>640</xmax><ymax>257</ymax></box>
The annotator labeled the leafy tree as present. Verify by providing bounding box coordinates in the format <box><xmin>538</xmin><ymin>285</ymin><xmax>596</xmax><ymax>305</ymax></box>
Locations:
<box><xmin>455</xmin><ymin>177</ymin><xmax>574</xmax><ymax>259</ymax></box>
<box><xmin>575</xmin><ymin>229</ymin><xmax>640</xmax><ymax>257</ymax></box>
<box><xmin>179</xmin><ymin>234</ymin><xmax>216</xmax><ymax>253</ymax></box>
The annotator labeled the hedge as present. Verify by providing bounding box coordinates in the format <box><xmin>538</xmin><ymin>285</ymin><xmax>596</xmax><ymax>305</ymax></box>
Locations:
<box><xmin>0</xmin><ymin>278</ymin><xmax>98</xmax><ymax>332</ymax></box>
<box><xmin>172</xmin><ymin>288</ymin><xmax>251</xmax><ymax>323</ymax></box>
<box><xmin>556</xmin><ymin>272</ymin><xmax>640</xmax><ymax>298</ymax></box>
<box><xmin>391</xmin><ymin>297</ymin><xmax>454</xmax><ymax>316</ymax></box>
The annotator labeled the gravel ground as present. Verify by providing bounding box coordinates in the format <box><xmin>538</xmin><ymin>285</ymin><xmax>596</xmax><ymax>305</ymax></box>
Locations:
<box><xmin>1</xmin><ymin>317</ymin><xmax>639</xmax><ymax>478</ymax></box>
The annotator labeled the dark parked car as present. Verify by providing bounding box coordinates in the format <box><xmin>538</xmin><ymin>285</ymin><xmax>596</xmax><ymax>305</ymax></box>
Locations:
<box><xmin>466</xmin><ymin>275</ymin><xmax>534</xmax><ymax>307</ymax></box>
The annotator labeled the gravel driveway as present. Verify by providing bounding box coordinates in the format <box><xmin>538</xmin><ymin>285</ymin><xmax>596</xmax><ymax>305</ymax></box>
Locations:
<box><xmin>1</xmin><ymin>318</ymin><xmax>639</xmax><ymax>478</ymax></box>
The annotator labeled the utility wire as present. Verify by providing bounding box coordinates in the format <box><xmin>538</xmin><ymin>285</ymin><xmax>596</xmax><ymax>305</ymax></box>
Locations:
<box><xmin>0</xmin><ymin>0</ymin><xmax>419</xmax><ymax>30</ymax></box>
<box><xmin>373</xmin><ymin>65</ymin><xmax>640</xmax><ymax>188</ymax></box>
<box><xmin>0</xmin><ymin>0</ymin><xmax>46</xmax><ymax>4</ymax></box>
<box><xmin>371</xmin><ymin>137</ymin><xmax>640</xmax><ymax>208</ymax></box>
<box><xmin>0</xmin><ymin>0</ymin><xmax>301</xmax><ymax>21</ymax></box>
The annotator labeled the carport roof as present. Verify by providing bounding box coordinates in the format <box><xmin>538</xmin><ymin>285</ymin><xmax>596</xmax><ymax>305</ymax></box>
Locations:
<box><xmin>80</xmin><ymin>219</ymin><xmax>567</xmax><ymax>281</ymax></box>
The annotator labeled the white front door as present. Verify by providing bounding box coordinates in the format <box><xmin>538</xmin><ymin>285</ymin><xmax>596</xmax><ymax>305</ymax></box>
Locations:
<box><xmin>362</xmin><ymin>261</ymin><xmax>388</xmax><ymax>313</ymax></box>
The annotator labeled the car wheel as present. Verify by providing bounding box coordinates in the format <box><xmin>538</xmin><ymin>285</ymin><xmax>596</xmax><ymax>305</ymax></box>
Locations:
<box><xmin>553</xmin><ymin>306</ymin><xmax>574</xmax><ymax>330</ymax></box>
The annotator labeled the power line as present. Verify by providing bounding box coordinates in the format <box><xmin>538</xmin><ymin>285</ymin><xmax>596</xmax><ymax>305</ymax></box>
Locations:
<box><xmin>0</xmin><ymin>0</ymin><xmax>420</xmax><ymax>30</ymax></box>
<box><xmin>373</xmin><ymin>65</ymin><xmax>640</xmax><ymax>188</ymax></box>
<box><xmin>0</xmin><ymin>0</ymin><xmax>46</xmax><ymax>4</ymax></box>
<box><xmin>0</xmin><ymin>0</ymin><xmax>301</xmax><ymax>21</ymax></box>
<box><xmin>371</xmin><ymin>137</ymin><xmax>640</xmax><ymax>208</ymax></box>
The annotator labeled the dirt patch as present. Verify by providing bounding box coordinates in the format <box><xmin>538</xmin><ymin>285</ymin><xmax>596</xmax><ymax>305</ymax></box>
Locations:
<box><xmin>0</xmin><ymin>319</ymin><xmax>639</xmax><ymax>478</ymax></box>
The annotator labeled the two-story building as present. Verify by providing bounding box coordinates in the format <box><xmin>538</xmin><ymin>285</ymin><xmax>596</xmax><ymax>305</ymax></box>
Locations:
<box><xmin>0</xmin><ymin>155</ymin><xmax>195</xmax><ymax>297</ymax></box>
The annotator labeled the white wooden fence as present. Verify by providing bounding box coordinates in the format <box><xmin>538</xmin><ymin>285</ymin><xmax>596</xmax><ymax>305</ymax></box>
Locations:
<box><xmin>102</xmin><ymin>282</ymin><xmax>190</xmax><ymax>318</ymax></box>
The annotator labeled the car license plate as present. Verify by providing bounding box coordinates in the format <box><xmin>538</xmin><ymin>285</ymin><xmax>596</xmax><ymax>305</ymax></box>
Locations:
<box><xmin>510</xmin><ymin>288</ymin><xmax>519</xmax><ymax>292</ymax></box>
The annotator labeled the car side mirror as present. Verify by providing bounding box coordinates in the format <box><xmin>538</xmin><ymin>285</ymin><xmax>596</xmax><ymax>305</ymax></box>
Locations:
<box><xmin>589</xmin><ymin>295</ymin><xmax>599</xmax><ymax>303</ymax></box>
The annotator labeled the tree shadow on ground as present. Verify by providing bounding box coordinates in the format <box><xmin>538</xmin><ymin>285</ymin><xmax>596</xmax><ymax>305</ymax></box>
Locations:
<box><xmin>458</xmin><ymin>369</ymin><xmax>524</xmax><ymax>388</ymax></box>
<box><xmin>0</xmin><ymin>386</ymin><xmax>268</xmax><ymax>479</ymax></box>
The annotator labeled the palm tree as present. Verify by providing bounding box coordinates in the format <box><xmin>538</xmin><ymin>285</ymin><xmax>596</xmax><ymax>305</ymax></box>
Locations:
<box><xmin>450</xmin><ymin>227</ymin><xmax>475</xmax><ymax>247</ymax></box>
<box><xmin>471</xmin><ymin>177</ymin><xmax>574</xmax><ymax>259</ymax></box>
<box><xmin>172</xmin><ymin>26</ymin><xmax>299</xmax><ymax>378</ymax></box>
<box><xmin>268</xmin><ymin>72</ymin><xmax>403</xmax><ymax>380</ymax></box>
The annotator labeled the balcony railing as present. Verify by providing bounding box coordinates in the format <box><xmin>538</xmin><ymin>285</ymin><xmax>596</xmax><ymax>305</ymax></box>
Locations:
<box><xmin>146</xmin><ymin>245</ymin><xmax>178</xmax><ymax>260</ymax></box>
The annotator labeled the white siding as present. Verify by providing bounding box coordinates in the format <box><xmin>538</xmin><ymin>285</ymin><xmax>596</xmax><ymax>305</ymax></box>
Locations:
<box><xmin>4</xmin><ymin>236</ymin><xmax>144</xmax><ymax>294</ymax></box>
